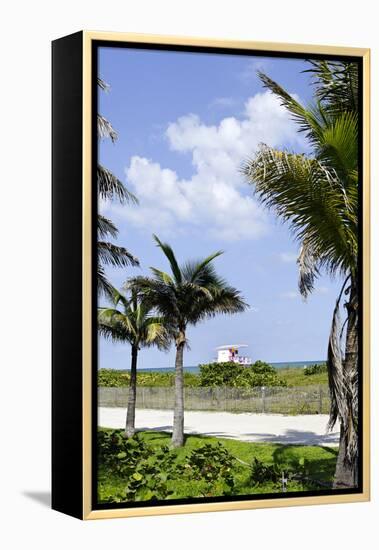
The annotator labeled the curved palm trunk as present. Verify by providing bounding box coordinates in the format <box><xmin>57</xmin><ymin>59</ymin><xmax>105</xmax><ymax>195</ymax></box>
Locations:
<box><xmin>333</xmin><ymin>280</ymin><xmax>359</xmax><ymax>488</ymax></box>
<box><xmin>125</xmin><ymin>345</ymin><xmax>138</xmax><ymax>438</ymax></box>
<box><xmin>171</xmin><ymin>330</ymin><xmax>185</xmax><ymax>448</ymax></box>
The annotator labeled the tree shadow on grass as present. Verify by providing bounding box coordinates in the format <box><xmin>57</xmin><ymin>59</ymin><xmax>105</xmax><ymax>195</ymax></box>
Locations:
<box><xmin>138</xmin><ymin>430</ymin><xmax>214</xmax><ymax>444</ymax></box>
<box><xmin>135</xmin><ymin>427</ymin><xmax>340</xmax><ymax>447</ymax></box>
<box><xmin>272</xmin><ymin>444</ymin><xmax>337</xmax><ymax>484</ymax></box>
<box><xmin>241</xmin><ymin>429</ymin><xmax>340</xmax><ymax>446</ymax></box>
<box><xmin>137</xmin><ymin>426</ymin><xmax>173</xmax><ymax>433</ymax></box>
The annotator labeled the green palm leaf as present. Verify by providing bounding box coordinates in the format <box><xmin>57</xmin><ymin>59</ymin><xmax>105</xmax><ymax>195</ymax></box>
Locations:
<box><xmin>153</xmin><ymin>234</ymin><xmax>182</xmax><ymax>284</ymax></box>
<box><xmin>97</xmin><ymin>165</ymin><xmax>138</xmax><ymax>204</ymax></box>
<box><xmin>98</xmin><ymin>241</ymin><xmax>139</xmax><ymax>268</ymax></box>
<box><xmin>98</xmin><ymin>214</ymin><xmax>118</xmax><ymax>239</ymax></box>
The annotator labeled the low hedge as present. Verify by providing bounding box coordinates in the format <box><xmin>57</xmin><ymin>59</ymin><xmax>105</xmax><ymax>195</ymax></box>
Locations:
<box><xmin>198</xmin><ymin>361</ymin><xmax>287</xmax><ymax>388</ymax></box>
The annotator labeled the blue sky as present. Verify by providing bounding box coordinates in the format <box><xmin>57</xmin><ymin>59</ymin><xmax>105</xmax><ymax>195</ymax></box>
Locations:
<box><xmin>98</xmin><ymin>46</ymin><xmax>342</xmax><ymax>370</ymax></box>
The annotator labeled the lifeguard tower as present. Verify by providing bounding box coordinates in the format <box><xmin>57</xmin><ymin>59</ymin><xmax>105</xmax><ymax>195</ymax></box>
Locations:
<box><xmin>215</xmin><ymin>344</ymin><xmax>251</xmax><ymax>365</ymax></box>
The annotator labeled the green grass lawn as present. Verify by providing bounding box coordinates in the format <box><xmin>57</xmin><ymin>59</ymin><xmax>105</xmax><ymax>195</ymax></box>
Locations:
<box><xmin>98</xmin><ymin>430</ymin><xmax>338</xmax><ymax>504</ymax></box>
<box><xmin>98</xmin><ymin>367</ymin><xmax>327</xmax><ymax>388</ymax></box>
<box><xmin>277</xmin><ymin>368</ymin><xmax>328</xmax><ymax>387</ymax></box>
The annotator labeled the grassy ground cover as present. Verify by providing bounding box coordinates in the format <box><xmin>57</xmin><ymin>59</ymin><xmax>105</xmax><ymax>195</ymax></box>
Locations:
<box><xmin>98</xmin><ymin>368</ymin><xmax>200</xmax><ymax>387</ymax></box>
<box><xmin>278</xmin><ymin>367</ymin><xmax>328</xmax><ymax>387</ymax></box>
<box><xmin>98</xmin><ymin>367</ymin><xmax>328</xmax><ymax>388</ymax></box>
<box><xmin>98</xmin><ymin>429</ymin><xmax>337</xmax><ymax>504</ymax></box>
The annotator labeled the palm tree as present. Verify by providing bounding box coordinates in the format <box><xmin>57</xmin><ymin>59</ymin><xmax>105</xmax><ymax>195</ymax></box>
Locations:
<box><xmin>128</xmin><ymin>235</ymin><xmax>248</xmax><ymax>447</ymax></box>
<box><xmin>98</xmin><ymin>289</ymin><xmax>170</xmax><ymax>437</ymax></box>
<box><xmin>242</xmin><ymin>61</ymin><xmax>359</xmax><ymax>488</ymax></box>
<box><xmin>97</xmin><ymin>78</ymin><xmax>139</xmax><ymax>298</ymax></box>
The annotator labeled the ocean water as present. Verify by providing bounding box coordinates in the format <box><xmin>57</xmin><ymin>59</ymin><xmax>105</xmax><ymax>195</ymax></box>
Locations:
<box><xmin>138</xmin><ymin>360</ymin><xmax>325</xmax><ymax>374</ymax></box>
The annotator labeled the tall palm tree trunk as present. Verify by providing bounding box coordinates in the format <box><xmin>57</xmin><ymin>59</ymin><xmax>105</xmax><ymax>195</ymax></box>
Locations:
<box><xmin>125</xmin><ymin>345</ymin><xmax>138</xmax><ymax>438</ymax></box>
<box><xmin>171</xmin><ymin>331</ymin><xmax>185</xmax><ymax>448</ymax></box>
<box><xmin>334</xmin><ymin>281</ymin><xmax>359</xmax><ymax>488</ymax></box>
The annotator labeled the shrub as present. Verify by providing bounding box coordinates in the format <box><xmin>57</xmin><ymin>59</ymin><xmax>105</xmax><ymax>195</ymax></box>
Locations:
<box><xmin>304</xmin><ymin>363</ymin><xmax>327</xmax><ymax>376</ymax></box>
<box><xmin>177</xmin><ymin>443</ymin><xmax>236</xmax><ymax>494</ymax></box>
<box><xmin>98</xmin><ymin>432</ymin><xmax>237</xmax><ymax>502</ymax></box>
<box><xmin>199</xmin><ymin>361</ymin><xmax>287</xmax><ymax>388</ymax></box>
<box><xmin>250</xmin><ymin>458</ymin><xmax>282</xmax><ymax>485</ymax></box>
<box><xmin>97</xmin><ymin>368</ymin><xmax>200</xmax><ymax>387</ymax></box>
<box><xmin>98</xmin><ymin>430</ymin><xmax>177</xmax><ymax>502</ymax></box>
<box><xmin>250</xmin><ymin>455</ymin><xmax>313</xmax><ymax>489</ymax></box>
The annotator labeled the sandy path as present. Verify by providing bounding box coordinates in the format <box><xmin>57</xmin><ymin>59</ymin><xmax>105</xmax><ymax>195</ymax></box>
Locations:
<box><xmin>99</xmin><ymin>407</ymin><xmax>340</xmax><ymax>446</ymax></box>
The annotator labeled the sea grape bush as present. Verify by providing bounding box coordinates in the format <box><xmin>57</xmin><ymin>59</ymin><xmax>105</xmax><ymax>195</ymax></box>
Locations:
<box><xmin>98</xmin><ymin>430</ymin><xmax>177</xmax><ymax>501</ymax></box>
<box><xmin>250</xmin><ymin>455</ymin><xmax>314</xmax><ymax>489</ymax></box>
<box><xmin>98</xmin><ymin>429</ymin><xmax>150</xmax><ymax>476</ymax></box>
<box><xmin>199</xmin><ymin>361</ymin><xmax>287</xmax><ymax>388</ymax></box>
<box><xmin>98</xmin><ymin>431</ymin><xmax>240</xmax><ymax>502</ymax></box>
<box><xmin>177</xmin><ymin>442</ymin><xmax>236</xmax><ymax>495</ymax></box>
<box><xmin>98</xmin><ymin>362</ymin><xmax>286</xmax><ymax>389</ymax></box>
<box><xmin>304</xmin><ymin>363</ymin><xmax>327</xmax><ymax>376</ymax></box>
<box><xmin>250</xmin><ymin>457</ymin><xmax>282</xmax><ymax>485</ymax></box>
<box><xmin>98</xmin><ymin>368</ymin><xmax>200</xmax><ymax>387</ymax></box>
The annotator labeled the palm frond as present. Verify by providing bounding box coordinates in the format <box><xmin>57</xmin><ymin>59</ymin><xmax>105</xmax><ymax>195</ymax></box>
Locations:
<box><xmin>99</xmin><ymin>307</ymin><xmax>136</xmax><ymax>337</ymax></box>
<box><xmin>97</xmin><ymin>214</ymin><xmax>118</xmax><ymax>239</ymax></box>
<box><xmin>127</xmin><ymin>275</ymin><xmax>179</xmax><ymax>319</ymax></box>
<box><xmin>97</xmin><ymin>77</ymin><xmax>110</xmax><ymax>91</ymax></box>
<box><xmin>144</xmin><ymin>318</ymin><xmax>172</xmax><ymax>350</ymax></box>
<box><xmin>203</xmin><ymin>286</ymin><xmax>248</xmax><ymax>316</ymax></box>
<box><xmin>150</xmin><ymin>267</ymin><xmax>175</xmax><ymax>285</ymax></box>
<box><xmin>153</xmin><ymin>234</ymin><xmax>182</xmax><ymax>284</ymax></box>
<box><xmin>304</xmin><ymin>60</ymin><xmax>359</xmax><ymax>115</ymax></box>
<box><xmin>316</xmin><ymin>111</ymin><xmax>358</xmax><ymax>181</ymax></box>
<box><xmin>242</xmin><ymin>145</ymin><xmax>357</xmax><ymax>276</ymax></box>
<box><xmin>97</xmin><ymin>164</ymin><xmax>139</xmax><ymax>204</ymax></box>
<box><xmin>129</xmin><ymin>236</ymin><xmax>248</xmax><ymax>331</ymax></box>
<box><xmin>97</xmin><ymin>114</ymin><xmax>118</xmax><ymax>142</ymax></box>
<box><xmin>97</xmin><ymin>264</ymin><xmax>117</xmax><ymax>299</ymax></box>
<box><xmin>297</xmin><ymin>240</ymin><xmax>320</xmax><ymax>298</ymax></box>
<box><xmin>109</xmin><ymin>287</ymin><xmax>130</xmax><ymax>309</ymax></box>
<box><xmin>257</xmin><ymin>71</ymin><xmax>324</xmax><ymax>146</ymax></box>
<box><xmin>98</xmin><ymin>289</ymin><xmax>172</xmax><ymax>351</ymax></box>
<box><xmin>182</xmin><ymin>251</ymin><xmax>224</xmax><ymax>284</ymax></box>
<box><xmin>181</xmin><ymin>260</ymin><xmax>226</xmax><ymax>289</ymax></box>
<box><xmin>98</xmin><ymin>241</ymin><xmax>139</xmax><ymax>268</ymax></box>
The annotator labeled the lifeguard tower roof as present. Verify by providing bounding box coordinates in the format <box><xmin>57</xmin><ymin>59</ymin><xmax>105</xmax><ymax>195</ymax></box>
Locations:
<box><xmin>215</xmin><ymin>344</ymin><xmax>248</xmax><ymax>350</ymax></box>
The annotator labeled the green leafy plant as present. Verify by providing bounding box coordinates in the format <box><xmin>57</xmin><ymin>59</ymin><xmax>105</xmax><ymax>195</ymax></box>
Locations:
<box><xmin>97</xmin><ymin>368</ymin><xmax>200</xmax><ymax>388</ymax></box>
<box><xmin>98</xmin><ymin>430</ymin><xmax>177</xmax><ymax>502</ymax></box>
<box><xmin>304</xmin><ymin>363</ymin><xmax>328</xmax><ymax>376</ymax></box>
<box><xmin>250</xmin><ymin>458</ymin><xmax>282</xmax><ymax>485</ymax></box>
<box><xmin>177</xmin><ymin>443</ymin><xmax>236</xmax><ymax>495</ymax></box>
<box><xmin>98</xmin><ymin>430</ymin><xmax>150</xmax><ymax>476</ymax></box>
<box><xmin>199</xmin><ymin>361</ymin><xmax>286</xmax><ymax>388</ymax></box>
<box><xmin>250</xmin><ymin>454</ymin><xmax>317</xmax><ymax>490</ymax></box>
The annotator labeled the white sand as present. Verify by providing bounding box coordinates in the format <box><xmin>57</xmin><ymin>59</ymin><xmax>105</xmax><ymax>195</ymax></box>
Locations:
<box><xmin>98</xmin><ymin>407</ymin><xmax>340</xmax><ymax>446</ymax></box>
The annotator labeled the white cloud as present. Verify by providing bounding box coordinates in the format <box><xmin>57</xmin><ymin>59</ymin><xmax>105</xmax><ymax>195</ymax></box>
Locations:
<box><xmin>105</xmin><ymin>91</ymin><xmax>306</xmax><ymax>242</ymax></box>
<box><xmin>279</xmin><ymin>252</ymin><xmax>298</xmax><ymax>263</ymax></box>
